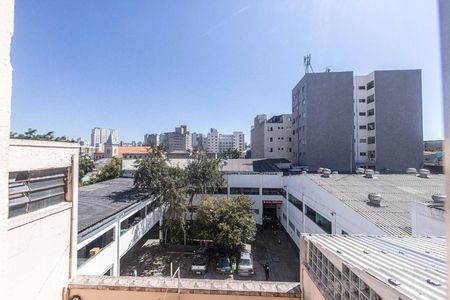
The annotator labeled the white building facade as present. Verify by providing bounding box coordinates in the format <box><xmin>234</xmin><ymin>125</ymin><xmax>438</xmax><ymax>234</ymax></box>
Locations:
<box><xmin>91</xmin><ymin>127</ymin><xmax>118</xmax><ymax>149</ymax></box>
<box><xmin>206</xmin><ymin>128</ymin><xmax>245</xmax><ymax>154</ymax></box>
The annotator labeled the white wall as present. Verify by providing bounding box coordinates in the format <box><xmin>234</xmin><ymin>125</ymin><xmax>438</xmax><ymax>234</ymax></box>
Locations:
<box><xmin>7</xmin><ymin>140</ymin><xmax>79</xmax><ymax>300</ymax></box>
<box><xmin>0</xmin><ymin>0</ymin><xmax>14</xmax><ymax>295</ymax></box>
<box><xmin>77</xmin><ymin>203</ymin><xmax>163</xmax><ymax>276</ymax></box>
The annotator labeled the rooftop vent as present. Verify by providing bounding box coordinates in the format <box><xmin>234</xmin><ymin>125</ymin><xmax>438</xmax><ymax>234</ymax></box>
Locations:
<box><xmin>356</xmin><ymin>168</ymin><xmax>365</xmax><ymax>174</ymax></box>
<box><xmin>317</xmin><ymin>167</ymin><xmax>324</xmax><ymax>174</ymax></box>
<box><xmin>368</xmin><ymin>193</ymin><xmax>382</xmax><ymax>207</ymax></box>
<box><xmin>321</xmin><ymin>168</ymin><xmax>331</xmax><ymax>178</ymax></box>
<box><xmin>432</xmin><ymin>194</ymin><xmax>446</xmax><ymax>204</ymax></box>
<box><xmin>388</xmin><ymin>278</ymin><xmax>401</xmax><ymax>286</ymax></box>
<box><xmin>426</xmin><ymin>279</ymin><xmax>442</xmax><ymax>286</ymax></box>
<box><xmin>406</xmin><ymin>168</ymin><xmax>418</xmax><ymax>175</ymax></box>
<box><xmin>332</xmin><ymin>171</ymin><xmax>339</xmax><ymax>175</ymax></box>
<box><xmin>418</xmin><ymin>169</ymin><xmax>430</xmax><ymax>178</ymax></box>
<box><xmin>364</xmin><ymin>169</ymin><xmax>375</xmax><ymax>179</ymax></box>
<box><xmin>301</xmin><ymin>171</ymin><xmax>307</xmax><ymax>174</ymax></box>
<box><xmin>374</xmin><ymin>171</ymin><xmax>380</xmax><ymax>175</ymax></box>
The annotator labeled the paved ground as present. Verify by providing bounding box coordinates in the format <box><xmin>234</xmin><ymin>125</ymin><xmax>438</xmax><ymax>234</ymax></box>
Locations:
<box><xmin>120</xmin><ymin>226</ymin><xmax>299</xmax><ymax>282</ymax></box>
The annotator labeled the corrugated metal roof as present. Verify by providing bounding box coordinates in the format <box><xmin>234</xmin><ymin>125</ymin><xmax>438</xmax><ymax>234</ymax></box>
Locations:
<box><xmin>306</xmin><ymin>174</ymin><xmax>445</xmax><ymax>235</ymax></box>
<box><xmin>304</xmin><ymin>234</ymin><xmax>448</xmax><ymax>300</ymax></box>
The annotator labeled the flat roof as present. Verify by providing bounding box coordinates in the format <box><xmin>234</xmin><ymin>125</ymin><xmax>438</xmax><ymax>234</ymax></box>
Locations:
<box><xmin>304</xmin><ymin>174</ymin><xmax>445</xmax><ymax>235</ymax></box>
<box><xmin>78</xmin><ymin>178</ymin><xmax>148</xmax><ymax>233</ymax></box>
<box><xmin>303</xmin><ymin>234</ymin><xmax>447</xmax><ymax>300</ymax></box>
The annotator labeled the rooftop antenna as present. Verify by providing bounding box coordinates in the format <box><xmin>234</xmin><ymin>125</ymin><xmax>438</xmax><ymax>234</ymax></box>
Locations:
<box><xmin>325</xmin><ymin>66</ymin><xmax>332</xmax><ymax>72</ymax></box>
<box><xmin>304</xmin><ymin>54</ymin><xmax>314</xmax><ymax>74</ymax></box>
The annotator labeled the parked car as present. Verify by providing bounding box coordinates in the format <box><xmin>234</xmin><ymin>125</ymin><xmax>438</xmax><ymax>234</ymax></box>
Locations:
<box><xmin>216</xmin><ymin>255</ymin><xmax>232</xmax><ymax>274</ymax></box>
<box><xmin>237</xmin><ymin>251</ymin><xmax>254</xmax><ymax>276</ymax></box>
<box><xmin>191</xmin><ymin>247</ymin><xmax>209</xmax><ymax>275</ymax></box>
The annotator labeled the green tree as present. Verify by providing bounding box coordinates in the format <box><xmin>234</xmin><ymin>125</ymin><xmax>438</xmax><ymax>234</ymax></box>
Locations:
<box><xmin>79</xmin><ymin>155</ymin><xmax>95</xmax><ymax>182</ymax></box>
<box><xmin>195</xmin><ymin>195</ymin><xmax>256</xmax><ymax>249</ymax></box>
<box><xmin>98</xmin><ymin>157</ymin><xmax>121</xmax><ymax>181</ymax></box>
<box><xmin>185</xmin><ymin>152</ymin><xmax>224</xmax><ymax>220</ymax></box>
<box><xmin>10</xmin><ymin>128</ymin><xmax>75</xmax><ymax>142</ymax></box>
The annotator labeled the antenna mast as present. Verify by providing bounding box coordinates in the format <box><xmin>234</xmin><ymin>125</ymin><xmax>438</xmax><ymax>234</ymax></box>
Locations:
<box><xmin>304</xmin><ymin>54</ymin><xmax>314</xmax><ymax>74</ymax></box>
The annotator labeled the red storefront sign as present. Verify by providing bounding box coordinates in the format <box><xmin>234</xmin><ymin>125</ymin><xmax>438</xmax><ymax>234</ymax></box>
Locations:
<box><xmin>263</xmin><ymin>200</ymin><xmax>283</xmax><ymax>205</ymax></box>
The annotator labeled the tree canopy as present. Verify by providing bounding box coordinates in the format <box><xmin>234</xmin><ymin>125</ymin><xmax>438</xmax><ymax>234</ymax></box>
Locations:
<box><xmin>98</xmin><ymin>157</ymin><xmax>121</xmax><ymax>181</ymax></box>
<box><xmin>10</xmin><ymin>128</ymin><xmax>75</xmax><ymax>142</ymax></box>
<box><xmin>79</xmin><ymin>155</ymin><xmax>94</xmax><ymax>181</ymax></box>
<box><xmin>194</xmin><ymin>195</ymin><xmax>256</xmax><ymax>249</ymax></box>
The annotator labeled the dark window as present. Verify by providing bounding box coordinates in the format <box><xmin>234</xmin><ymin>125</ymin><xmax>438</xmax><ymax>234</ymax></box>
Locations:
<box><xmin>289</xmin><ymin>148</ymin><xmax>292</xmax><ymax>152</ymax></box>
<box><xmin>253</xmin><ymin>209</ymin><xmax>259</xmax><ymax>215</ymax></box>
<box><xmin>269</xmin><ymin>137</ymin><xmax>273</xmax><ymax>142</ymax></box>
<box><xmin>359</xmin><ymin>138</ymin><xmax>366</xmax><ymax>143</ymax></box>
<box><xmin>263</xmin><ymin>188</ymin><xmax>286</xmax><ymax>196</ymax></box>
<box><xmin>282</xmin><ymin>213</ymin><xmax>287</xmax><ymax>220</ymax></box>
<box><xmin>368</xmin><ymin>137</ymin><xmax>376</xmax><ymax>144</ymax></box>
<box><xmin>269</xmin><ymin>148</ymin><xmax>273</xmax><ymax>152</ymax></box>
<box><xmin>368</xmin><ymin>151</ymin><xmax>376</xmax><ymax>159</ymax></box>
<box><xmin>366</xmin><ymin>80</ymin><xmax>374</xmax><ymax>90</ymax></box>
<box><xmin>288</xmin><ymin>137</ymin><xmax>292</xmax><ymax>142</ymax></box>
<box><xmin>359</xmin><ymin>112</ymin><xmax>366</xmax><ymax>116</ymax></box>
<box><xmin>358</xmin><ymin>86</ymin><xmax>365</xmax><ymax>90</ymax></box>
<box><xmin>206</xmin><ymin>187</ymin><xmax>227</xmax><ymax>194</ymax></box>
<box><xmin>77</xmin><ymin>228</ymin><xmax>115</xmax><ymax>267</ymax></box>
<box><xmin>368</xmin><ymin>122</ymin><xmax>375</xmax><ymax>130</ymax></box>
<box><xmin>358</xmin><ymin>99</ymin><xmax>365</xmax><ymax>103</ymax></box>
<box><xmin>120</xmin><ymin>207</ymin><xmax>146</xmax><ymax>235</ymax></box>
<box><xmin>305</xmin><ymin>205</ymin><xmax>332</xmax><ymax>234</ymax></box>
<box><xmin>367</xmin><ymin>109</ymin><xmax>374</xmax><ymax>116</ymax></box>
<box><xmin>288</xmin><ymin>193</ymin><xmax>303</xmax><ymax>212</ymax></box>
<box><xmin>367</xmin><ymin>95</ymin><xmax>375</xmax><ymax>104</ymax></box>
<box><xmin>230</xmin><ymin>187</ymin><xmax>260</xmax><ymax>195</ymax></box>
<box><xmin>8</xmin><ymin>168</ymin><xmax>69</xmax><ymax>218</ymax></box>
<box><xmin>360</xmin><ymin>152</ymin><xmax>367</xmax><ymax>156</ymax></box>
<box><xmin>341</xmin><ymin>230</ymin><xmax>348</xmax><ymax>235</ymax></box>
<box><xmin>359</xmin><ymin>125</ymin><xmax>367</xmax><ymax>130</ymax></box>
<box><xmin>289</xmin><ymin>220</ymin><xmax>295</xmax><ymax>231</ymax></box>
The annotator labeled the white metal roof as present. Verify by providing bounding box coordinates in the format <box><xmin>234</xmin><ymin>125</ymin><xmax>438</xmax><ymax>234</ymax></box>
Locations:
<box><xmin>304</xmin><ymin>234</ymin><xmax>448</xmax><ymax>300</ymax></box>
<box><xmin>305</xmin><ymin>174</ymin><xmax>445</xmax><ymax>235</ymax></box>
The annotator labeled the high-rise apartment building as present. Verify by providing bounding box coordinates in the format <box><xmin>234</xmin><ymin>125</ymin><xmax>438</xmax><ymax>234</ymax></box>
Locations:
<box><xmin>205</xmin><ymin>129</ymin><xmax>245</xmax><ymax>154</ymax></box>
<box><xmin>90</xmin><ymin>127</ymin><xmax>118</xmax><ymax>149</ymax></box>
<box><xmin>160</xmin><ymin>125</ymin><xmax>192</xmax><ymax>152</ymax></box>
<box><xmin>251</xmin><ymin>114</ymin><xmax>294</xmax><ymax>161</ymax></box>
<box><xmin>143</xmin><ymin>133</ymin><xmax>160</xmax><ymax>146</ymax></box>
<box><xmin>191</xmin><ymin>132</ymin><xmax>204</xmax><ymax>151</ymax></box>
<box><xmin>292</xmin><ymin>70</ymin><xmax>423</xmax><ymax>172</ymax></box>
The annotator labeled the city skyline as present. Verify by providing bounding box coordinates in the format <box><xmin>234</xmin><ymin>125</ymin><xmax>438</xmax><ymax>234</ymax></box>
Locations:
<box><xmin>10</xmin><ymin>1</ymin><xmax>442</xmax><ymax>142</ymax></box>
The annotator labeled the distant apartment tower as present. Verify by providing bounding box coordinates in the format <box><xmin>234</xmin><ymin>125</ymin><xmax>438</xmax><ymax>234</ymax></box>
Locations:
<box><xmin>144</xmin><ymin>133</ymin><xmax>160</xmax><ymax>146</ymax></box>
<box><xmin>292</xmin><ymin>70</ymin><xmax>423</xmax><ymax>172</ymax></box>
<box><xmin>191</xmin><ymin>132</ymin><xmax>204</xmax><ymax>151</ymax></box>
<box><xmin>251</xmin><ymin>114</ymin><xmax>294</xmax><ymax>161</ymax></box>
<box><xmin>91</xmin><ymin>127</ymin><xmax>118</xmax><ymax>148</ymax></box>
<box><xmin>160</xmin><ymin>125</ymin><xmax>192</xmax><ymax>152</ymax></box>
<box><xmin>206</xmin><ymin>129</ymin><xmax>245</xmax><ymax>154</ymax></box>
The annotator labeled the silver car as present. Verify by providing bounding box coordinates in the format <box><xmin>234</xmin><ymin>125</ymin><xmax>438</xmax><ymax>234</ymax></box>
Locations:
<box><xmin>237</xmin><ymin>251</ymin><xmax>254</xmax><ymax>276</ymax></box>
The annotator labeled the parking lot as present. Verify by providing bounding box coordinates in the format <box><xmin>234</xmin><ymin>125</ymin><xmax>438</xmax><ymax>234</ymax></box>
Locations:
<box><xmin>120</xmin><ymin>225</ymin><xmax>300</xmax><ymax>282</ymax></box>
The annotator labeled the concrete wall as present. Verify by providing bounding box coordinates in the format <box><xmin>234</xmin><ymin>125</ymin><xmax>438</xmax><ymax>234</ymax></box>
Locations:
<box><xmin>374</xmin><ymin>70</ymin><xmax>423</xmax><ymax>172</ymax></box>
<box><xmin>251</xmin><ymin>115</ymin><xmax>266</xmax><ymax>158</ymax></box>
<box><xmin>0</xmin><ymin>0</ymin><xmax>14</xmax><ymax>295</ymax></box>
<box><xmin>293</xmin><ymin>72</ymin><xmax>354</xmax><ymax>171</ymax></box>
<box><xmin>7</xmin><ymin>140</ymin><xmax>79</xmax><ymax>300</ymax></box>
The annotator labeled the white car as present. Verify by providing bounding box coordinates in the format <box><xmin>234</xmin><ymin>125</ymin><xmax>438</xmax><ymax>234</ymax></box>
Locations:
<box><xmin>237</xmin><ymin>251</ymin><xmax>254</xmax><ymax>276</ymax></box>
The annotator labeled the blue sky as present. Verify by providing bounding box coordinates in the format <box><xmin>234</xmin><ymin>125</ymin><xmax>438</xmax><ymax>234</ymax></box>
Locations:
<box><xmin>11</xmin><ymin>0</ymin><xmax>442</xmax><ymax>142</ymax></box>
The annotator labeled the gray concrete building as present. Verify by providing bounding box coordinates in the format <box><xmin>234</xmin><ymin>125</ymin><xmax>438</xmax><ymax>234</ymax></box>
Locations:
<box><xmin>143</xmin><ymin>133</ymin><xmax>159</xmax><ymax>146</ymax></box>
<box><xmin>160</xmin><ymin>125</ymin><xmax>192</xmax><ymax>152</ymax></box>
<box><xmin>292</xmin><ymin>70</ymin><xmax>423</xmax><ymax>173</ymax></box>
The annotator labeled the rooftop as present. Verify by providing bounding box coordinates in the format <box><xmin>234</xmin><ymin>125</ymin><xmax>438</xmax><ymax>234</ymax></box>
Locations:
<box><xmin>118</xmin><ymin>146</ymin><xmax>150</xmax><ymax>156</ymax></box>
<box><xmin>303</xmin><ymin>234</ymin><xmax>447</xmax><ymax>300</ymax></box>
<box><xmin>78</xmin><ymin>178</ymin><xmax>148</xmax><ymax>233</ymax></box>
<box><xmin>304</xmin><ymin>173</ymin><xmax>445</xmax><ymax>235</ymax></box>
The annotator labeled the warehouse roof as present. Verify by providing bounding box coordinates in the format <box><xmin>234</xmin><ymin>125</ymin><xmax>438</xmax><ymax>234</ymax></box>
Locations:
<box><xmin>305</xmin><ymin>174</ymin><xmax>445</xmax><ymax>235</ymax></box>
<box><xmin>78</xmin><ymin>178</ymin><xmax>149</xmax><ymax>233</ymax></box>
<box><xmin>303</xmin><ymin>234</ymin><xmax>447</xmax><ymax>300</ymax></box>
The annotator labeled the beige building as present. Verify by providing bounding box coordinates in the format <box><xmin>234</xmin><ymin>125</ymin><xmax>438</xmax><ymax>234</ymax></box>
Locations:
<box><xmin>251</xmin><ymin>114</ymin><xmax>294</xmax><ymax>161</ymax></box>
<box><xmin>160</xmin><ymin>125</ymin><xmax>193</xmax><ymax>152</ymax></box>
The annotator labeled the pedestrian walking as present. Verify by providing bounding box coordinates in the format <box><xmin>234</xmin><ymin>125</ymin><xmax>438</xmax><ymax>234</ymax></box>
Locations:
<box><xmin>263</xmin><ymin>263</ymin><xmax>270</xmax><ymax>281</ymax></box>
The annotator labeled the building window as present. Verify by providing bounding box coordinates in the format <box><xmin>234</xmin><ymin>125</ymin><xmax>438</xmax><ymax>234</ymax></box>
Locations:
<box><xmin>120</xmin><ymin>207</ymin><xmax>146</xmax><ymax>235</ymax></box>
<box><xmin>360</xmin><ymin>152</ymin><xmax>367</xmax><ymax>156</ymax></box>
<box><xmin>253</xmin><ymin>209</ymin><xmax>260</xmax><ymax>215</ymax></box>
<box><xmin>268</xmin><ymin>127</ymin><xmax>273</xmax><ymax>131</ymax></box>
<box><xmin>230</xmin><ymin>187</ymin><xmax>260</xmax><ymax>195</ymax></box>
<box><xmin>282</xmin><ymin>213</ymin><xmax>287</xmax><ymax>220</ymax></box>
<box><xmin>206</xmin><ymin>187</ymin><xmax>227</xmax><ymax>194</ymax></box>
<box><xmin>263</xmin><ymin>188</ymin><xmax>286</xmax><ymax>196</ymax></box>
<box><xmin>359</xmin><ymin>125</ymin><xmax>367</xmax><ymax>130</ymax></box>
<box><xmin>366</xmin><ymin>80</ymin><xmax>374</xmax><ymax>90</ymax></box>
<box><xmin>288</xmin><ymin>137</ymin><xmax>292</xmax><ymax>142</ymax></box>
<box><xmin>368</xmin><ymin>137</ymin><xmax>375</xmax><ymax>144</ymax></box>
<box><xmin>305</xmin><ymin>205</ymin><xmax>332</xmax><ymax>234</ymax></box>
<box><xmin>289</xmin><ymin>220</ymin><xmax>295</xmax><ymax>231</ymax></box>
<box><xmin>302</xmin><ymin>86</ymin><xmax>305</xmax><ymax>93</ymax></box>
<box><xmin>368</xmin><ymin>122</ymin><xmax>375</xmax><ymax>130</ymax></box>
<box><xmin>296</xmin><ymin>229</ymin><xmax>301</xmax><ymax>238</ymax></box>
<box><xmin>367</xmin><ymin>95</ymin><xmax>375</xmax><ymax>103</ymax></box>
<box><xmin>359</xmin><ymin>112</ymin><xmax>366</xmax><ymax>116</ymax></box>
<box><xmin>358</xmin><ymin>85</ymin><xmax>365</xmax><ymax>90</ymax></box>
<box><xmin>269</xmin><ymin>148</ymin><xmax>273</xmax><ymax>152</ymax></box>
<box><xmin>367</xmin><ymin>109</ymin><xmax>374</xmax><ymax>116</ymax></box>
<box><xmin>359</xmin><ymin>138</ymin><xmax>366</xmax><ymax>143</ymax></box>
<box><xmin>269</xmin><ymin>137</ymin><xmax>273</xmax><ymax>142</ymax></box>
<box><xmin>368</xmin><ymin>151</ymin><xmax>376</xmax><ymax>159</ymax></box>
<box><xmin>8</xmin><ymin>167</ymin><xmax>70</xmax><ymax>218</ymax></box>
<box><xmin>77</xmin><ymin>228</ymin><xmax>115</xmax><ymax>267</ymax></box>
<box><xmin>288</xmin><ymin>193</ymin><xmax>303</xmax><ymax>212</ymax></box>
<box><xmin>289</xmin><ymin>148</ymin><xmax>292</xmax><ymax>152</ymax></box>
<box><xmin>358</xmin><ymin>99</ymin><xmax>365</xmax><ymax>103</ymax></box>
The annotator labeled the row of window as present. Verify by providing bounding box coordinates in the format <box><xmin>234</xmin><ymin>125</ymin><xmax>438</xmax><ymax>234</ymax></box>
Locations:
<box><xmin>305</xmin><ymin>206</ymin><xmax>332</xmax><ymax>234</ymax></box>
<box><xmin>229</xmin><ymin>188</ymin><xmax>286</xmax><ymax>196</ymax></box>
<box><xmin>357</xmin><ymin>94</ymin><xmax>375</xmax><ymax>104</ymax></box>
<box><xmin>359</xmin><ymin>151</ymin><xmax>376</xmax><ymax>158</ymax></box>
<box><xmin>358</xmin><ymin>109</ymin><xmax>374</xmax><ymax>117</ymax></box>
<box><xmin>358</xmin><ymin>80</ymin><xmax>374</xmax><ymax>90</ymax></box>
<box><xmin>358</xmin><ymin>123</ymin><xmax>375</xmax><ymax>131</ymax></box>
<box><xmin>269</xmin><ymin>137</ymin><xmax>292</xmax><ymax>142</ymax></box>
<box><xmin>268</xmin><ymin>148</ymin><xmax>292</xmax><ymax>153</ymax></box>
